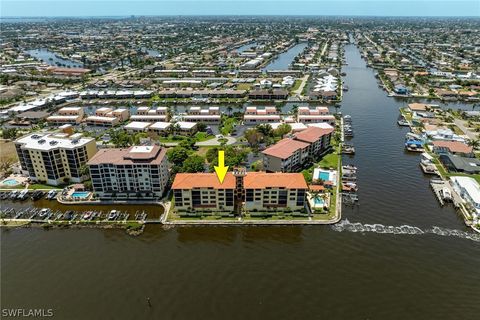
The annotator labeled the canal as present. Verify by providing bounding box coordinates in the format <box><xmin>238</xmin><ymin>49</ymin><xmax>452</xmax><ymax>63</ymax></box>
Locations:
<box><xmin>26</xmin><ymin>48</ymin><xmax>83</xmax><ymax>68</ymax></box>
<box><xmin>2</xmin><ymin>44</ymin><xmax>480</xmax><ymax>320</ymax></box>
<box><xmin>263</xmin><ymin>42</ymin><xmax>308</xmax><ymax>71</ymax></box>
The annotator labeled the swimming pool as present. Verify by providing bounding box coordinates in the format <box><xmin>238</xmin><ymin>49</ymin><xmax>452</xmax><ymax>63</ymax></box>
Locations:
<box><xmin>2</xmin><ymin>179</ymin><xmax>19</xmax><ymax>186</ymax></box>
<box><xmin>72</xmin><ymin>191</ymin><xmax>90</xmax><ymax>199</ymax></box>
<box><xmin>314</xmin><ymin>197</ymin><xmax>325</xmax><ymax>205</ymax></box>
<box><xmin>318</xmin><ymin>172</ymin><xmax>331</xmax><ymax>181</ymax></box>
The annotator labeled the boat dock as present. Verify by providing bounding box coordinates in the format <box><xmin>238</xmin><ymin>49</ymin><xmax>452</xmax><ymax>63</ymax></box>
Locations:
<box><xmin>430</xmin><ymin>179</ymin><xmax>447</xmax><ymax>206</ymax></box>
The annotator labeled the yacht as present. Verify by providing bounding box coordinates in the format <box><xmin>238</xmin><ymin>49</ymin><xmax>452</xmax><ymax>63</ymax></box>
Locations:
<box><xmin>38</xmin><ymin>208</ymin><xmax>51</xmax><ymax>218</ymax></box>
<box><xmin>9</xmin><ymin>190</ymin><xmax>19</xmax><ymax>199</ymax></box>
<box><xmin>17</xmin><ymin>189</ymin><xmax>29</xmax><ymax>200</ymax></box>
<box><xmin>46</xmin><ymin>190</ymin><xmax>57</xmax><ymax>200</ymax></box>
<box><xmin>108</xmin><ymin>210</ymin><xmax>119</xmax><ymax>220</ymax></box>
<box><xmin>442</xmin><ymin>188</ymin><xmax>452</xmax><ymax>202</ymax></box>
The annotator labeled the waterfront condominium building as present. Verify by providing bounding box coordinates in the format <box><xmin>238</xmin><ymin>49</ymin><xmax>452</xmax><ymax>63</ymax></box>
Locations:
<box><xmin>15</xmin><ymin>132</ymin><xmax>97</xmax><ymax>186</ymax></box>
<box><xmin>87</xmin><ymin>145</ymin><xmax>169</xmax><ymax>199</ymax></box>
<box><xmin>262</xmin><ymin>125</ymin><xmax>334</xmax><ymax>172</ymax></box>
<box><xmin>172</xmin><ymin>169</ymin><xmax>308</xmax><ymax>214</ymax></box>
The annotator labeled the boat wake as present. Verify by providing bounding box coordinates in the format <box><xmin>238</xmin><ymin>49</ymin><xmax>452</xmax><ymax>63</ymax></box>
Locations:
<box><xmin>331</xmin><ymin>219</ymin><xmax>480</xmax><ymax>243</ymax></box>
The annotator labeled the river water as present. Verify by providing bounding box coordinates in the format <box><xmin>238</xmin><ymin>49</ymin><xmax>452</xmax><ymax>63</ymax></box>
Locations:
<box><xmin>2</xmin><ymin>44</ymin><xmax>480</xmax><ymax>320</ymax></box>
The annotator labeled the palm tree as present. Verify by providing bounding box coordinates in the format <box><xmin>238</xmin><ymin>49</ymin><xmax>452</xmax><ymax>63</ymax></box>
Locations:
<box><xmin>467</xmin><ymin>139</ymin><xmax>480</xmax><ymax>150</ymax></box>
<box><xmin>334</xmin><ymin>104</ymin><xmax>341</xmax><ymax>115</ymax></box>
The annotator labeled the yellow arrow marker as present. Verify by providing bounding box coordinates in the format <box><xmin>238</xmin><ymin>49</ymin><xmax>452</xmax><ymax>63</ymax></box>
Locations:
<box><xmin>214</xmin><ymin>150</ymin><xmax>229</xmax><ymax>184</ymax></box>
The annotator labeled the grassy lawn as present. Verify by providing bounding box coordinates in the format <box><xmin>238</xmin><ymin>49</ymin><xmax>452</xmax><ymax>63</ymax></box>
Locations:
<box><xmin>318</xmin><ymin>153</ymin><xmax>339</xmax><ymax>169</ymax></box>
<box><xmin>447</xmin><ymin>125</ymin><xmax>464</xmax><ymax>136</ymax></box>
<box><xmin>29</xmin><ymin>184</ymin><xmax>62</xmax><ymax>190</ymax></box>
<box><xmin>1</xmin><ymin>183</ymin><xmax>61</xmax><ymax>190</ymax></box>
<box><xmin>220</xmin><ymin>117</ymin><xmax>237</xmax><ymax>136</ymax></box>
<box><xmin>194</xmin><ymin>132</ymin><xmax>214</xmax><ymax>142</ymax></box>
<box><xmin>158</xmin><ymin>135</ymin><xmax>187</xmax><ymax>143</ymax></box>
<box><xmin>236</xmin><ymin>83</ymin><xmax>252</xmax><ymax>91</ymax></box>
<box><xmin>0</xmin><ymin>141</ymin><xmax>18</xmax><ymax>162</ymax></box>
<box><xmin>290</xmin><ymin>80</ymin><xmax>302</xmax><ymax>92</ymax></box>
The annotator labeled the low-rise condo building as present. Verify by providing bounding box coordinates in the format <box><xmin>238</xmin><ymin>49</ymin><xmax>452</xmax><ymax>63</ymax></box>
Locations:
<box><xmin>243</xmin><ymin>106</ymin><xmax>281</xmax><ymax>124</ymax></box>
<box><xmin>85</xmin><ymin>107</ymin><xmax>130</xmax><ymax>127</ymax></box>
<box><xmin>262</xmin><ymin>125</ymin><xmax>334</xmax><ymax>172</ymax></box>
<box><xmin>15</xmin><ymin>132</ymin><xmax>97</xmax><ymax>186</ymax></box>
<box><xmin>183</xmin><ymin>106</ymin><xmax>221</xmax><ymax>123</ymax></box>
<box><xmin>87</xmin><ymin>145</ymin><xmax>169</xmax><ymax>199</ymax></box>
<box><xmin>262</xmin><ymin>138</ymin><xmax>310</xmax><ymax>172</ymax></box>
<box><xmin>46</xmin><ymin>106</ymin><xmax>84</xmax><ymax>125</ymax></box>
<box><xmin>172</xmin><ymin>169</ymin><xmax>308</xmax><ymax>214</ymax></box>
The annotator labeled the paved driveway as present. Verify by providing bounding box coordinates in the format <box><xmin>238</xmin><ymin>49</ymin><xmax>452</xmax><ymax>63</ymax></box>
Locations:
<box><xmin>195</xmin><ymin>136</ymin><xmax>236</xmax><ymax>146</ymax></box>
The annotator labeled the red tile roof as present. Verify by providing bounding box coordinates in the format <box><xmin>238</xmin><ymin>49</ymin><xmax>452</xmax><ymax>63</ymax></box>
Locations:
<box><xmin>262</xmin><ymin>138</ymin><xmax>309</xmax><ymax>159</ymax></box>
<box><xmin>172</xmin><ymin>172</ymin><xmax>307</xmax><ymax>190</ymax></box>
<box><xmin>172</xmin><ymin>173</ymin><xmax>236</xmax><ymax>189</ymax></box>
<box><xmin>294</xmin><ymin>126</ymin><xmax>334</xmax><ymax>143</ymax></box>
<box><xmin>244</xmin><ymin>172</ymin><xmax>308</xmax><ymax>189</ymax></box>
<box><xmin>432</xmin><ymin>141</ymin><xmax>473</xmax><ymax>154</ymax></box>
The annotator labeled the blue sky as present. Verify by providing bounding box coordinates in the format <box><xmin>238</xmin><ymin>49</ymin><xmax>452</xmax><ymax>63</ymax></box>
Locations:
<box><xmin>1</xmin><ymin>1</ymin><xmax>479</xmax><ymax>17</ymax></box>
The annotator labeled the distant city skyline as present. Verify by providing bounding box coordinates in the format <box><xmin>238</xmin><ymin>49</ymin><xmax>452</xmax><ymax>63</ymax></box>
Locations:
<box><xmin>1</xmin><ymin>1</ymin><xmax>479</xmax><ymax>17</ymax></box>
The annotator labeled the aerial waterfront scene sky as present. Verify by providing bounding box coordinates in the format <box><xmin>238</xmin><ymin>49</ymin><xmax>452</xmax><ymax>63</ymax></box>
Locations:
<box><xmin>1</xmin><ymin>0</ymin><xmax>479</xmax><ymax>17</ymax></box>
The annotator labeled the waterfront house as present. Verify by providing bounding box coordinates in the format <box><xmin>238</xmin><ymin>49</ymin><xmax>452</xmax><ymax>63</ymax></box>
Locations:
<box><xmin>450</xmin><ymin>176</ymin><xmax>480</xmax><ymax>214</ymax></box>
<box><xmin>88</xmin><ymin>145</ymin><xmax>170</xmax><ymax>200</ymax></box>
<box><xmin>394</xmin><ymin>84</ymin><xmax>409</xmax><ymax>95</ymax></box>
<box><xmin>439</xmin><ymin>154</ymin><xmax>480</xmax><ymax>174</ymax></box>
<box><xmin>431</xmin><ymin>141</ymin><xmax>474</xmax><ymax>157</ymax></box>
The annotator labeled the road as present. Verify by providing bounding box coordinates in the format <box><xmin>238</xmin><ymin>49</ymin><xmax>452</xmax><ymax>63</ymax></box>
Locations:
<box><xmin>453</xmin><ymin>117</ymin><xmax>479</xmax><ymax>140</ymax></box>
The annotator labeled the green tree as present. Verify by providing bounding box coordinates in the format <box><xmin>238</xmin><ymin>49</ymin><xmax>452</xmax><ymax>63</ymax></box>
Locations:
<box><xmin>167</xmin><ymin>146</ymin><xmax>189</xmax><ymax>165</ymax></box>
<box><xmin>181</xmin><ymin>155</ymin><xmax>205</xmax><ymax>173</ymax></box>
<box><xmin>196</xmin><ymin>122</ymin><xmax>207</xmax><ymax>132</ymax></box>
<box><xmin>244</xmin><ymin>128</ymin><xmax>262</xmax><ymax>148</ymax></box>
<box><xmin>256</xmin><ymin>124</ymin><xmax>273</xmax><ymax>137</ymax></box>
<box><xmin>1</xmin><ymin>128</ymin><xmax>18</xmax><ymax>140</ymax></box>
<box><xmin>274</xmin><ymin>123</ymin><xmax>292</xmax><ymax>137</ymax></box>
<box><xmin>79</xmin><ymin>165</ymin><xmax>90</xmax><ymax>178</ymax></box>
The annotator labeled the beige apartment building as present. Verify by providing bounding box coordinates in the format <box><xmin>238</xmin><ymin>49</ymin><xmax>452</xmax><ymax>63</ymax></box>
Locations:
<box><xmin>172</xmin><ymin>169</ymin><xmax>307</xmax><ymax>214</ymax></box>
<box><xmin>262</xmin><ymin>126</ymin><xmax>334</xmax><ymax>172</ymax></box>
<box><xmin>46</xmin><ymin>106</ymin><xmax>84</xmax><ymax>125</ymax></box>
<box><xmin>15</xmin><ymin>132</ymin><xmax>97</xmax><ymax>186</ymax></box>
<box><xmin>87</xmin><ymin>145</ymin><xmax>170</xmax><ymax>199</ymax></box>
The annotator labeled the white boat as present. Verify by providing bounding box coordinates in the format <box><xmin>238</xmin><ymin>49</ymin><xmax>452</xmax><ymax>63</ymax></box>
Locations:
<box><xmin>38</xmin><ymin>208</ymin><xmax>51</xmax><ymax>218</ymax></box>
<box><xmin>17</xmin><ymin>189</ymin><xmax>29</xmax><ymax>200</ymax></box>
<box><xmin>46</xmin><ymin>190</ymin><xmax>57</xmax><ymax>199</ymax></box>
<box><xmin>442</xmin><ymin>188</ymin><xmax>452</xmax><ymax>202</ymax></box>
<box><xmin>108</xmin><ymin>210</ymin><xmax>118</xmax><ymax>220</ymax></box>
